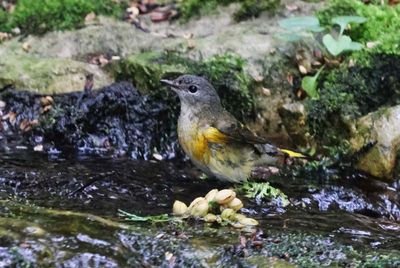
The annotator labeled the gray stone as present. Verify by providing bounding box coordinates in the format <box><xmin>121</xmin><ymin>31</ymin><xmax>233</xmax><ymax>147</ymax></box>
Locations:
<box><xmin>350</xmin><ymin>105</ymin><xmax>400</xmax><ymax>181</ymax></box>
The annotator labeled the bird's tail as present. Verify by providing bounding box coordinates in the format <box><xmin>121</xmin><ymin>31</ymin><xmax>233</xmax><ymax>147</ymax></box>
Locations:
<box><xmin>278</xmin><ymin>148</ymin><xmax>307</xmax><ymax>158</ymax></box>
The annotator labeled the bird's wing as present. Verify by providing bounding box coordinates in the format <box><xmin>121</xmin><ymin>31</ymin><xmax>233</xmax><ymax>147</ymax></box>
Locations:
<box><xmin>202</xmin><ymin>112</ymin><xmax>305</xmax><ymax>158</ymax></box>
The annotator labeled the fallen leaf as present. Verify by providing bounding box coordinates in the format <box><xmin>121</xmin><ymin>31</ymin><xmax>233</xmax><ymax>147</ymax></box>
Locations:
<box><xmin>7</xmin><ymin>112</ymin><xmax>16</xmax><ymax>125</ymax></box>
<box><xmin>286</xmin><ymin>74</ymin><xmax>294</xmax><ymax>86</ymax></box>
<box><xmin>19</xmin><ymin>119</ymin><xmax>31</xmax><ymax>132</ymax></box>
<box><xmin>42</xmin><ymin>105</ymin><xmax>52</xmax><ymax>114</ymax></box>
<box><xmin>40</xmin><ymin>96</ymin><xmax>54</xmax><ymax>107</ymax></box>
<box><xmin>262</xmin><ymin>87</ymin><xmax>271</xmax><ymax>96</ymax></box>
<box><xmin>11</xmin><ymin>27</ymin><xmax>21</xmax><ymax>35</ymax></box>
<box><xmin>0</xmin><ymin>32</ymin><xmax>11</xmax><ymax>42</ymax></box>
<box><xmin>298</xmin><ymin>65</ymin><xmax>308</xmax><ymax>74</ymax></box>
<box><xmin>366</xmin><ymin>41</ymin><xmax>380</xmax><ymax>48</ymax></box>
<box><xmin>348</xmin><ymin>59</ymin><xmax>355</xmax><ymax>67</ymax></box>
<box><xmin>22</xmin><ymin>42</ymin><xmax>31</xmax><ymax>52</ymax></box>
<box><xmin>285</xmin><ymin>4</ymin><xmax>299</xmax><ymax>11</ymax></box>
<box><xmin>85</xmin><ymin>12</ymin><xmax>96</xmax><ymax>23</ymax></box>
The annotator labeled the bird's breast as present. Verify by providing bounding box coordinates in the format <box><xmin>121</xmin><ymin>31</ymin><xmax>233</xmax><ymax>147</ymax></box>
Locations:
<box><xmin>178</xmin><ymin>117</ymin><xmax>210</xmax><ymax>165</ymax></box>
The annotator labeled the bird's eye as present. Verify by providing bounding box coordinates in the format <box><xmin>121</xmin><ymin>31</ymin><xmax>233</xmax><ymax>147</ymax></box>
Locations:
<box><xmin>188</xmin><ymin>85</ymin><xmax>198</xmax><ymax>93</ymax></box>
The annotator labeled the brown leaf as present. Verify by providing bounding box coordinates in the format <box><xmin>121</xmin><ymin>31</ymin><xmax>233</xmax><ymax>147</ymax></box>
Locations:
<box><xmin>150</xmin><ymin>10</ymin><xmax>172</xmax><ymax>22</ymax></box>
<box><xmin>22</xmin><ymin>42</ymin><xmax>31</xmax><ymax>52</ymax></box>
<box><xmin>20</xmin><ymin>119</ymin><xmax>31</xmax><ymax>132</ymax></box>
<box><xmin>8</xmin><ymin>112</ymin><xmax>16</xmax><ymax>125</ymax></box>
<box><xmin>298</xmin><ymin>65</ymin><xmax>308</xmax><ymax>75</ymax></box>
<box><xmin>286</xmin><ymin>74</ymin><xmax>294</xmax><ymax>86</ymax></box>
<box><xmin>85</xmin><ymin>12</ymin><xmax>96</xmax><ymax>23</ymax></box>
<box><xmin>40</xmin><ymin>96</ymin><xmax>54</xmax><ymax>107</ymax></box>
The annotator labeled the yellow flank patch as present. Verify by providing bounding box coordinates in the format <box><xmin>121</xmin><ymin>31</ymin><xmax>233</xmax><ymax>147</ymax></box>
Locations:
<box><xmin>203</xmin><ymin>127</ymin><xmax>230</xmax><ymax>144</ymax></box>
<box><xmin>192</xmin><ymin>133</ymin><xmax>209</xmax><ymax>163</ymax></box>
<box><xmin>279</xmin><ymin>148</ymin><xmax>306</xmax><ymax>158</ymax></box>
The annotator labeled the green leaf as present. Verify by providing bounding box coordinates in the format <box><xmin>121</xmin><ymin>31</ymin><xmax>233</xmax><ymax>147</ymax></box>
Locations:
<box><xmin>301</xmin><ymin>67</ymin><xmax>324</xmax><ymax>99</ymax></box>
<box><xmin>322</xmin><ymin>34</ymin><xmax>363</xmax><ymax>56</ymax></box>
<box><xmin>276</xmin><ymin>33</ymin><xmax>306</xmax><ymax>42</ymax></box>
<box><xmin>240</xmin><ymin>182</ymin><xmax>289</xmax><ymax>207</ymax></box>
<box><xmin>279</xmin><ymin>16</ymin><xmax>324</xmax><ymax>32</ymax></box>
<box><xmin>332</xmin><ymin>16</ymin><xmax>367</xmax><ymax>35</ymax></box>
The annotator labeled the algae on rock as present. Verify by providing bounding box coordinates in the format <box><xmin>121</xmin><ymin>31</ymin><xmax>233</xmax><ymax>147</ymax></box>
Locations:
<box><xmin>0</xmin><ymin>53</ymin><xmax>113</xmax><ymax>94</ymax></box>
<box><xmin>114</xmin><ymin>51</ymin><xmax>255</xmax><ymax>121</ymax></box>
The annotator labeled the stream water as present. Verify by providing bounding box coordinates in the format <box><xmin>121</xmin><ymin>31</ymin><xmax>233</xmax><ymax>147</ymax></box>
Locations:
<box><xmin>0</xmin><ymin>148</ymin><xmax>399</xmax><ymax>267</ymax></box>
<box><xmin>0</xmin><ymin>84</ymin><xmax>399</xmax><ymax>267</ymax></box>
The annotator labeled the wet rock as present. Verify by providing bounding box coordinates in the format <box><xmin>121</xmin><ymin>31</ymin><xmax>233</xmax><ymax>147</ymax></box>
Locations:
<box><xmin>0</xmin><ymin>82</ymin><xmax>179</xmax><ymax>159</ymax></box>
<box><xmin>350</xmin><ymin>105</ymin><xmax>400</xmax><ymax>181</ymax></box>
<box><xmin>0</xmin><ymin>50</ymin><xmax>113</xmax><ymax>94</ymax></box>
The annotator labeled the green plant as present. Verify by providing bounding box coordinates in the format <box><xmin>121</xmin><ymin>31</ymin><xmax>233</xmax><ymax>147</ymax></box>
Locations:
<box><xmin>0</xmin><ymin>0</ymin><xmax>127</xmax><ymax>34</ymax></box>
<box><xmin>278</xmin><ymin>15</ymin><xmax>366</xmax><ymax>57</ymax></box>
<box><xmin>318</xmin><ymin>0</ymin><xmax>400</xmax><ymax>56</ymax></box>
<box><xmin>118</xmin><ymin>209</ymin><xmax>175</xmax><ymax>223</ymax></box>
<box><xmin>278</xmin><ymin>15</ymin><xmax>366</xmax><ymax>98</ymax></box>
<box><xmin>240</xmin><ymin>182</ymin><xmax>289</xmax><ymax>206</ymax></box>
<box><xmin>322</xmin><ymin>16</ymin><xmax>366</xmax><ymax>56</ymax></box>
<box><xmin>301</xmin><ymin>66</ymin><xmax>324</xmax><ymax>99</ymax></box>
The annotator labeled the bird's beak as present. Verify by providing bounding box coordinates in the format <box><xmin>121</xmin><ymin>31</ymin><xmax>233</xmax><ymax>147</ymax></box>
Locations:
<box><xmin>160</xmin><ymin>79</ymin><xmax>179</xmax><ymax>89</ymax></box>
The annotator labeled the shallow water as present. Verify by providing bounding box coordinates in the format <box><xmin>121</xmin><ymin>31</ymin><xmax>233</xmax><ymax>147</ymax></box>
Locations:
<box><xmin>0</xmin><ymin>149</ymin><xmax>399</xmax><ymax>267</ymax></box>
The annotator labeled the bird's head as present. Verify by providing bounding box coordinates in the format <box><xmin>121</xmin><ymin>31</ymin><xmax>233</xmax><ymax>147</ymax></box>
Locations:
<box><xmin>161</xmin><ymin>75</ymin><xmax>221</xmax><ymax>107</ymax></box>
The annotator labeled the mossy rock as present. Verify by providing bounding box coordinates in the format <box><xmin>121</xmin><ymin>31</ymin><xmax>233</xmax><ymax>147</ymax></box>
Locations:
<box><xmin>179</xmin><ymin>0</ymin><xmax>281</xmax><ymax>22</ymax></box>
<box><xmin>0</xmin><ymin>53</ymin><xmax>113</xmax><ymax>94</ymax></box>
<box><xmin>305</xmin><ymin>54</ymin><xmax>400</xmax><ymax>146</ymax></box>
<box><xmin>112</xmin><ymin>51</ymin><xmax>189</xmax><ymax>94</ymax></box>
<box><xmin>349</xmin><ymin>105</ymin><xmax>400</xmax><ymax>181</ymax></box>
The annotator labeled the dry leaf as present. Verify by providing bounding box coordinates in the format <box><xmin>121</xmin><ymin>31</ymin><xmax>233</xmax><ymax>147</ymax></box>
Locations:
<box><xmin>298</xmin><ymin>65</ymin><xmax>308</xmax><ymax>75</ymax></box>
<box><xmin>22</xmin><ymin>42</ymin><xmax>31</xmax><ymax>52</ymax></box>
<box><xmin>262</xmin><ymin>87</ymin><xmax>271</xmax><ymax>96</ymax></box>
<box><xmin>366</xmin><ymin>41</ymin><xmax>380</xmax><ymax>49</ymax></box>
<box><xmin>0</xmin><ymin>32</ymin><xmax>11</xmax><ymax>42</ymax></box>
<box><xmin>42</xmin><ymin>105</ymin><xmax>52</xmax><ymax>114</ymax></box>
<box><xmin>286</xmin><ymin>74</ymin><xmax>294</xmax><ymax>86</ymax></box>
<box><xmin>348</xmin><ymin>59</ymin><xmax>355</xmax><ymax>67</ymax></box>
<box><xmin>40</xmin><ymin>96</ymin><xmax>54</xmax><ymax>107</ymax></box>
<box><xmin>19</xmin><ymin>119</ymin><xmax>31</xmax><ymax>132</ymax></box>
<box><xmin>285</xmin><ymin>4</ymin><xmax>299</xmax><ymax>11</ymax></box>
<box><xmin>85</xmin><ymin>12</ymin><xmax>96</xmax><ymax>23</ymax></box>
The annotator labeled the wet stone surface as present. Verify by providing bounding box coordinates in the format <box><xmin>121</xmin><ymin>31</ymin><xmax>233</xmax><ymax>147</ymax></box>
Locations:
<box><xmin>0</xmin><ymin>82</ymin><xmax>180</xmax><ymax>160</ymax></box>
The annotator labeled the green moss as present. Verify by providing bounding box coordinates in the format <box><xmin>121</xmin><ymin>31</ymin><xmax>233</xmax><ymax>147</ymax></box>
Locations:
<box><xmin>318</xmin><ymin>0</ymin><xmax>400</xmax><ymax>55</ymax></box>
<box><xmin>233</xmin><ymin>0</ymin><xmax>280</xmax><ymax>21</ymax></box>
<box><xmin>0</xmin><ymin>0</ymin><xmax>127</xmax><ymax>35</ymax></box>
<box><xmin>179</xmin><ymin>0</ymin><xmax>280</xmax><ymax>22</ymax></box>
<box><xmin>115</xmin><ymin>51</ymin><xmax>255</xmax><ymax>121</ymax></box>
<box><xmin>306</xmin><ymin>54</ymin><xmax>400</xmax><ymax>144</ymax></box>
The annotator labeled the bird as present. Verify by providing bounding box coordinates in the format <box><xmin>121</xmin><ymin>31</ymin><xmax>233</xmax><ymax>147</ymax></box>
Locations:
<box><xmin>161</xmin><ymin>75</ymin><xmax>304</xmax><ymax>183</ymax></box>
